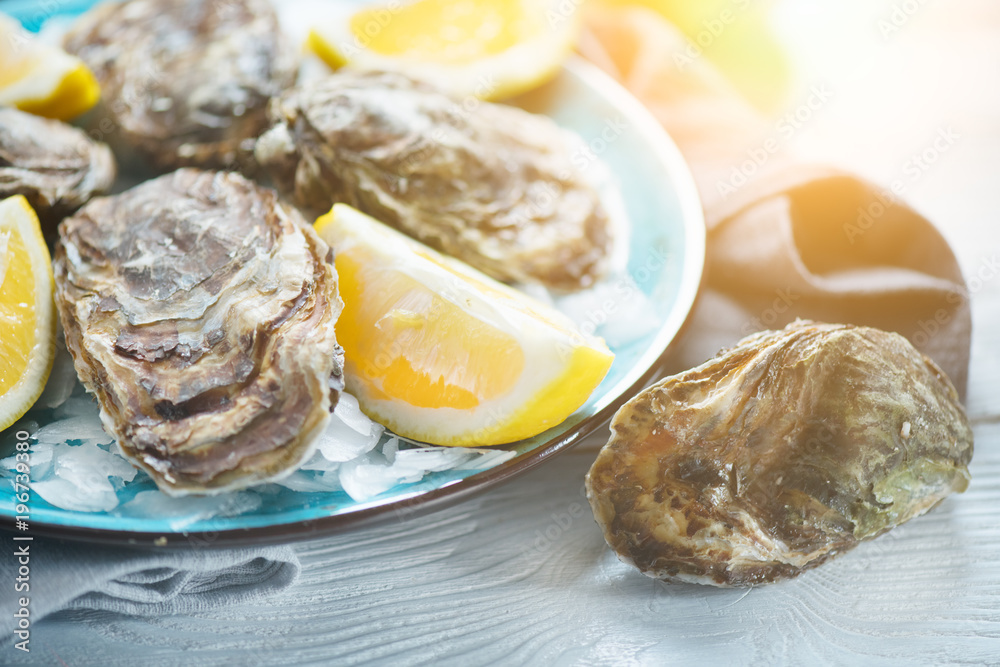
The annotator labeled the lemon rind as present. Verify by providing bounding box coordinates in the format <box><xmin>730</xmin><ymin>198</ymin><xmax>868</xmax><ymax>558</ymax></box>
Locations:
<box><xmin>307</xmin><ymin>1</ymin><xmax>580</xmax><ymax>101</ymax></box>
<box><xmin>15</xmin><ymin>62</ymin><xmax>101</xmax><ymax>121</ymax></box>
<box><xmin>317</xmin><ymin>204</ymin><xmax>614</xmax><ymax>447</ymax></box>
<box><xmin>0</xmin><ymin>196</ymin><xmax>56</xmax><ymax>432</ymax></box>
<box><xmin>0</xmin><ymin>15</ymin><xmax>101</xmax><ymax>121</ymax></box>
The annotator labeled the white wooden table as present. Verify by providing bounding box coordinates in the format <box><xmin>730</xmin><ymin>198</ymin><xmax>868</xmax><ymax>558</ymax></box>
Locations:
<box><xmin>9</xmin><ymin>1</ymin><xmax>1000</xmax><ymax>664</ymax></box>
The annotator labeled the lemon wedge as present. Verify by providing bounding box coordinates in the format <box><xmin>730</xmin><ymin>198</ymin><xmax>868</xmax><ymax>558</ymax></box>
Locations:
<box><xmin>315</xmin><ymin>204</ymin><xmax>614</xmax><ymax>447</ymax></box>
<box><xmin>0</xmin><ymin>195</ymin><xmax>56</xmax><ymax>432</ymax></box>
<box><xmin>307</xmin><ymin>0</ymin><xmax>580</xmax><ymax>100</ymax></box>
<box><xmin>0</xmin><ymin>14</ymin><xmax>100</xmax><ymax>121</ymax></box>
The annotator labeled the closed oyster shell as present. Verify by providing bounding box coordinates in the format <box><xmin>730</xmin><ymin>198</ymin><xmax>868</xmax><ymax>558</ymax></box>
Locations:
<box><xmin>254</xmin><ymin>70</ymin><xmax>612</xmax><ymax>291</ymax></box>
<box><xmin>0</xmin><ymin>108</ymin><xmax>116</xmax><ymax>236</ymax></box>
<box><xmin>63</xmin><ymin>0</ymin><xmax>298</xmax><ymax>173</ymax></box>
<box><xmin>53</xmin><ymin>169</ymin><xmax>344</xmax><ymax>495</ymax></box>
<box><xmin>586</xmin><ymin>321</ymin><xmax>973</xmax><ymax>586</ymax></box>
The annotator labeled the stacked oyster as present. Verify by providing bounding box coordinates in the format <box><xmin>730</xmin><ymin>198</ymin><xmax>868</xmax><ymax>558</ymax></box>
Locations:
<box><xmin>54</xmin><ymin>169</ymin><xmax>344</xmax><ymax>494</ymax></box>
<box><xmin>254</xmin><ymin>69</ymin><xmax>612</xmax><ymax>290</ymax></box>
<box><xmin>62</xmin><ymin>0</ymin><xmax>298</xmax><ymax>172</ymax></box>
<box><xmin>0</xmin><ymin>107</ymin><xmax>116</xmax><ymax>238</ymax></box>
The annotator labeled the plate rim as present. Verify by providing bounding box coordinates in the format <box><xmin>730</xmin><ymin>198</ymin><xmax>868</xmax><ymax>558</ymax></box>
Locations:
<box><xmin>1</xmin><ymin>57</ymin><xmax>706</xmax><ymax>548</ymax></box>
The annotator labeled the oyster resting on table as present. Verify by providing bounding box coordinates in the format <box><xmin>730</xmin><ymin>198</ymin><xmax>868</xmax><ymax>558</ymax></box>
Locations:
<box><xmin>586</xmin><ymin>321</ymin><xmax>974</xmax><ymax>586</ymax></box>
<box><xmin>62</xmin><ymin>0</ymin><xmax>298</xmax><ymax>173</ymax></box>
<box><xmin>254</xmin><ymin>69</ymin><xmax>613</xmax><ymax>291</ymax></box>
<box><xmin>53</xmin><ymin>169</ymin><xmax>344</xmax><ymax>496</ymax></box>
<box><xmin>0</xmin><ymin>107</ymin><xmax>116</xmax><ymax>238</ymax></box>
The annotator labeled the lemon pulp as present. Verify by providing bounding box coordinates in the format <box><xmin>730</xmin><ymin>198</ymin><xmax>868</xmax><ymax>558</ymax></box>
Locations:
<box><xmin>308</xmin><ymin>0</ymin><xmax>580</xmax><ymax>100</ymax></box>
<box><xmin>352</xmin><ymin>0</ymin><xmax>541</xmax><ymax>64</ymax></box>
<box><xmin>0</xmin><ymin>196</ymin><xmax>56</xmax><ymax>431</ymax></box>
<box><xmin>315</xmin><ymin>204</ymin><xmax>614</xmax><ymax>446</ymax></box>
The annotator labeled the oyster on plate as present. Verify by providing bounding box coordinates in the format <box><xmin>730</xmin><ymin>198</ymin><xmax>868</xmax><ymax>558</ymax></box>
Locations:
<box><xmin>53</xmin><ymin>169</ymin><xmax>344</xmax><ymax>495</ymax></box>
<box><xmin>586</xmin><ymin>321</ymin><xmax>974</xmax><ymax>586</ymax></box>
<box><xmin>0</xmin><ymin>107</ymin><xmax>115</xmax><ymax>236</ymax></box>
<box><xmin>62</xmin><ymin>0</ymin><xmax>298</xmax><ymax>172</ymax></box>
<box><xmin>254</xmin><ymin>70</ymin><xmax>612</xmax><ymax>291</ymax></box>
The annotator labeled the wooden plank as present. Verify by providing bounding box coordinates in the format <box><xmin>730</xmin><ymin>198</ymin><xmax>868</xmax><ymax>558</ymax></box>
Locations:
<box><xmin>21</xmin><ymin>420</ymin><xmax>1000</xmax><ymax>666</ymax></box>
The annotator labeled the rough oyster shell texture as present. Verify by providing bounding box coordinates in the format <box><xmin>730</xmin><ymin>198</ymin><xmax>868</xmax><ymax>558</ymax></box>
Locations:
<box><xmin>254</xmin><ymin>70</ymin><xmax>612</xmax><ymax>291</ymax></box>
<box><xmin>63</xmin><ymin>0</ymin><xmax>298</xmax><ymax>173</ymax></box>
<box><xmin>586</xmin><ymin>321</ymin><xmax>974</xmax><ymax>586</ymax></box>
<box><xmin>0</xmin><ymin>107</ymin><xmax>116</xmax><ymax>236</ymax></box>
<box><xmin>53</xmin><ymin>169</ymin><xmax>344</xmax><ymax>495</ymax></box>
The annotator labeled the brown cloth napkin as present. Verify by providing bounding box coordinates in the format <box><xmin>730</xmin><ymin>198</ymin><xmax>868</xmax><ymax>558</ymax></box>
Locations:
<box><xmin>578</xmin><ymin>6</ymin><xmax>972</xmax><ymax>398</ymax></box>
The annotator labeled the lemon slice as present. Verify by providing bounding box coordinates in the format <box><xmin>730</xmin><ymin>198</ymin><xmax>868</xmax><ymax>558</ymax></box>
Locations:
<box><xmin>0</xmin><ymin>195</ymin><xmax>56</xmax><ymax>432</ymax></box>
<box><xmin>0</xmin><ymin>14</ymin><xmax>100</xmax><ymax>121</ymax></box>
<box><xmin>308</xmin><ymin>0</ymin><xmax>580</xmax><ymax>100</ymax></box>
<box><xmin>315</xmin><ymin>204</ymin><xmax>614</xmax><ymax>447</ymax></box>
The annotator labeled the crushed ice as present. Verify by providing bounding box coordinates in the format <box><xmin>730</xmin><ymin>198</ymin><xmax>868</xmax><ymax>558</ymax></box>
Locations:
<box><xmin>0</xmin><ymin>357</ymin><xmax>517</xmax><ymax>518</ymax></box>
<box><xmin>554</xmin><ymin>275</ymin><xmax>661</xmax><ymax>349</ymax></box>
<box><xmin>337</xmin><ymin>438</ymin><xmax>515</xmax><ymax>503</ymax></box>
<box><xmin>118</xmin><ymin>491</ymin><xmax>262</xmax><ymax>532</ymax></box>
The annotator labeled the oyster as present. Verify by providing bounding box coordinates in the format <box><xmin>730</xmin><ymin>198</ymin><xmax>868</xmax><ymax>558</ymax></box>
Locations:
<box><xmin>0</xmin><ymin>108</ymin><xmax>116</xmax><ymax>236</ymax></box>
<box><xmin>63</xmin><ymin>0</ymin><xmax>298</xmax><ymax>172</ymax></box>
<box><xmin>53</xmin><ymin>169</ymin><xmax>344</xmax><ymax>495</ymax></box>
<box><xmin>586</xmin><ymin>321</ymin><xmax>973</xmax><ymax>586</ymax></box>
<box><xmin>254</xmin><ymin>70</ymin><xmax>612</xmax><ymax>291</ymax></box>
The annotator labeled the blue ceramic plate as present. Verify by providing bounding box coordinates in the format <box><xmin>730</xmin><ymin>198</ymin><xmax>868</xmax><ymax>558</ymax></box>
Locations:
<box><xmin>0</xmin><ymin>2</ymin><xmax>704</xmax><ymax>546</ymax></box>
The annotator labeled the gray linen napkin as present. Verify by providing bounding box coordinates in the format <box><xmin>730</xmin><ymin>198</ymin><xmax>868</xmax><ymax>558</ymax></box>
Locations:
<box><xmin>0</xmin><ymin>534</ymin><xmax>299</xmax><ymax>634</ymax></box>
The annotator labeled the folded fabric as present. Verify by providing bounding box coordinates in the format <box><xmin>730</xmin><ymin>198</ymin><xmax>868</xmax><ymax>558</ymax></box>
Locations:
<box><xmin>0</xmin><ymin>534</ymin><xmax>300</xmax><ymax>634</ymax></box>
<box><xmin>578</xmin><ymin>5</ymin><xmax>972</xmax><ymax>396</ymax></box>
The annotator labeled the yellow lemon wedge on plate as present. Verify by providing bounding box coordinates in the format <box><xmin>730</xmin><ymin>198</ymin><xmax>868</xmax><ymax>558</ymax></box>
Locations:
<box><xmin>0</xmin><ymin>14</ymin><xmax>100</xmax><ymax>121</ymax></box>
<box><xmin>307</xmin><ymin>0</ymin><xmax>580</xmax><ymax>100</ymax></box>
<box><xmin>0</xmin><ymin>195</ymin><xmax>56</xmax><ymax>432</ymax></box>
<box><xmin>315</xmin><ymin>204</ymin><xmax>614</xmax><ymax>447</ymax></box>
